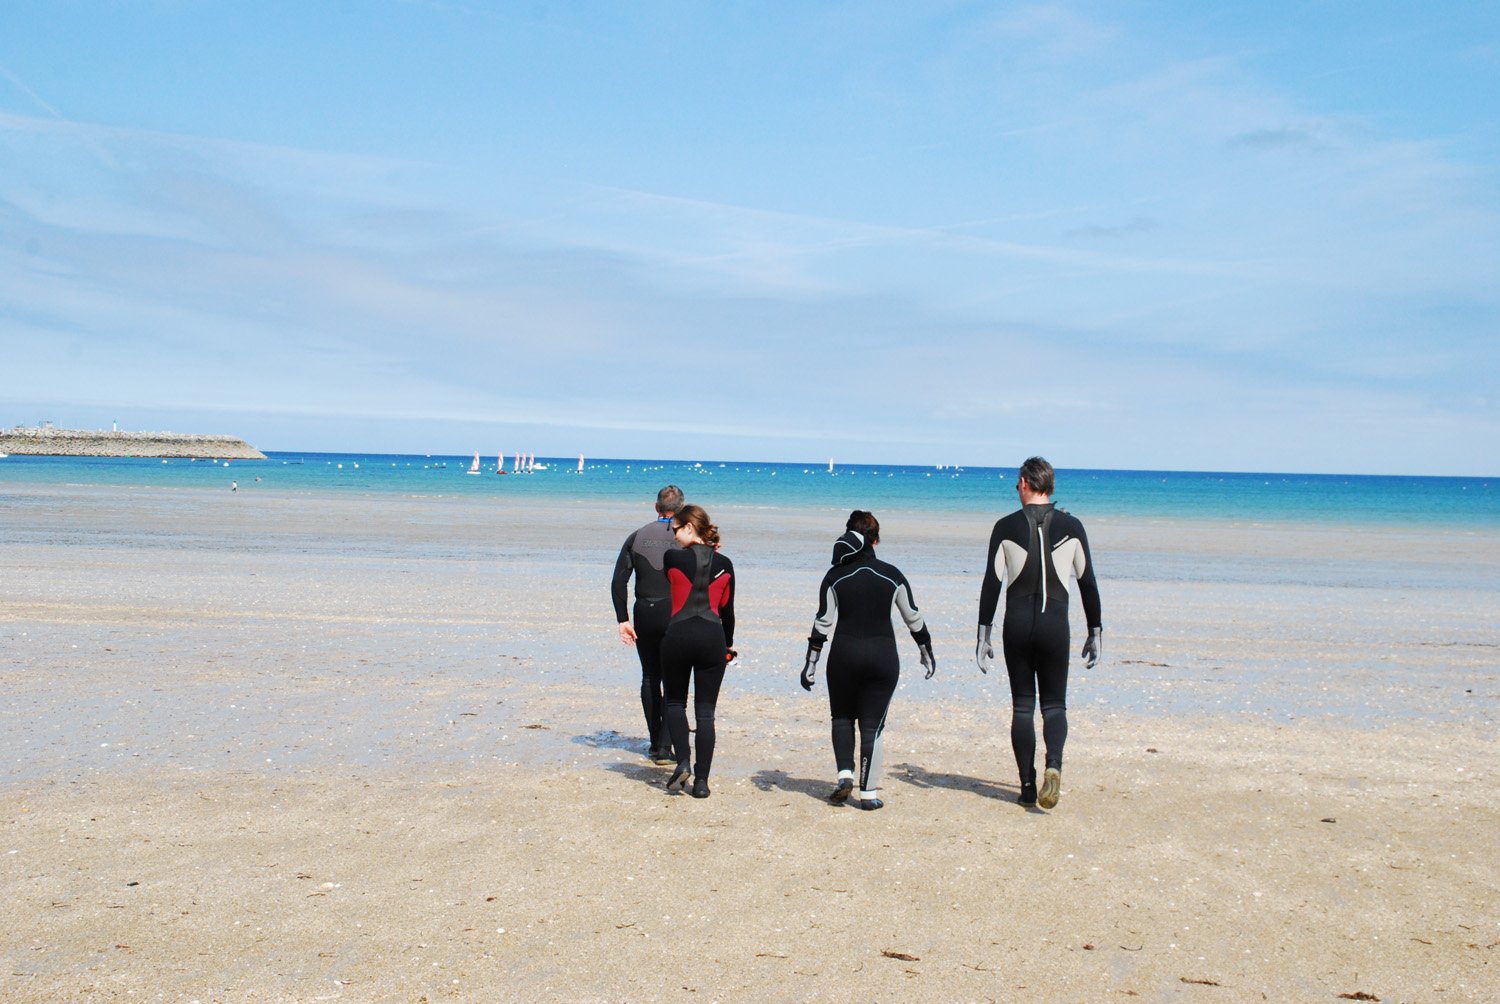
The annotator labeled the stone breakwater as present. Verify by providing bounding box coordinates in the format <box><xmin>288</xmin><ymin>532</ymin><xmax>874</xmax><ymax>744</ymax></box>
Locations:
<box><xmin>0</xmin><ymin>427</ymin><xmax>266</xmax><ymax>460</ymax></box>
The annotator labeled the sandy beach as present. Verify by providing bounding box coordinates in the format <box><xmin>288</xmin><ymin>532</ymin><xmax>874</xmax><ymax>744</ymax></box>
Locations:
<box><xmin>2</xmin><ymin>485</ymin><xmax>1497</xmax><ymax>1001</ymax></box>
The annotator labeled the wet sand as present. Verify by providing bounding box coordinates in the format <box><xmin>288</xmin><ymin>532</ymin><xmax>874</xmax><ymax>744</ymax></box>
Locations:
<box><xmin>2</xmin><ymin>485</ymin><xmax>1497</xmax><ymax>1000</ymax></box>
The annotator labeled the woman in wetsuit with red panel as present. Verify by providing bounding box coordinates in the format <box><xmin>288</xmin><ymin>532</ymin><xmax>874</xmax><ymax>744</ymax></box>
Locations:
<box><xmin>661</xmin><ymin>504</ymin><xmax>736</xmax><ymax>799</ymax></box>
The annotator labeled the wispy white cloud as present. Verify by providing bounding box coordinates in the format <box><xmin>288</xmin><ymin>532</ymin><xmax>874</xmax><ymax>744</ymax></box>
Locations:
<box><xmin>1062</xmin><ymin>217</ymin><xmax>1160</xmax><ymax>240</ymax></box>
<box><xmin>1226</xmin><ymin>127</ymin><xmax>1326</xmax><ymax>151</ymax></box>
<box><xmin>526</xmin><ymin>185</ymin><xmax>1255</xmax><ymax>303</ymax></box>
<box><xmin>0</xmin><ymin>73</ymin><xmax>118</xmax><ymax>169</ymax></box>
<box><xmin>0</xmin><ymin>62</ymin><xmax>66</xmax><ymax>118</ymax></box>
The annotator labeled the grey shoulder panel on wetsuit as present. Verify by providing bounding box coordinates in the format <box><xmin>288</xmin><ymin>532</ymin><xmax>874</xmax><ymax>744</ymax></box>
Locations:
<box><xmin>612</xmin><ymin>519</ymin><xmax>678</xmax><ymax>621</ymax></box>
<box><xmin>888</xmin><ymin>564</ymin><xmax>928</xmax><ymax>638</ymax></box>
<box><xmin>978</xmin><ymin>509</ymin><xmax>1029</xmax><ymax>625</ymax></box>
<box><xmin>1047</xmin><ymin>509</ymin><xmax>1102</xmax><ymax>630</ymax></box>
<box><xmin>810</xmin><ymin>563</ymin><xmax>841</xmax><ymax>647</ymax></box>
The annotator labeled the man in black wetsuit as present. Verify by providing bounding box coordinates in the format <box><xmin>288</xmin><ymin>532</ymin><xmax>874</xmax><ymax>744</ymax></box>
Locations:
<box><xmin>612</xmin><ymin>485</ymin><xmax>684</xmax><ymax>764</ymax></box>
<box><xmin>976</xmin><ymin>457</ymin><xmax>1102</xmax><ymax>810</ymax></box>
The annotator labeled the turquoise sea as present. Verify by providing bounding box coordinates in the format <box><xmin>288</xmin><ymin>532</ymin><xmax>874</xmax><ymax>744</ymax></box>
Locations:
<box><xmin>2</xmin><ymin>451</ymin><xmax>1497</xmax><ymax>527</ymax></box>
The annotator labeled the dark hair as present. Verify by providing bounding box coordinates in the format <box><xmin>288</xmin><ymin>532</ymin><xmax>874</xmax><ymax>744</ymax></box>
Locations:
<box><xmin>846</xmin><ymin>510</ymin><xmax>879</xmax><ymax>542</ymax></box>
<box><xmin>1018</xmin><ymin>456</ymin><xmax>1055</xmax><ymax>497</ymax></box>
<box><xmin>673</xmin><ymin>504</ymin><xmax>720</xmax><ymax>547</ymax></box>
<box><xmin>655</xmin><ymin>484</ymin><xmax>684</xmax><ymax>515</ymax></box>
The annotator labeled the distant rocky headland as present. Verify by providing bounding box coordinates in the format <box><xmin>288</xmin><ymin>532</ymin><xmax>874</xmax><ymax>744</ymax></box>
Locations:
<box><xmin>0</xmin><ymin>427</ymin><xmax>266</xmax><ymax>460</ymax></box>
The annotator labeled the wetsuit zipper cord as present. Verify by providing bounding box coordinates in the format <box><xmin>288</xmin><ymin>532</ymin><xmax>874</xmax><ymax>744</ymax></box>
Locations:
<box><xmin>1038</xmin><ymin>523</ymin><xmax>1049</xmax><ymax>614</ymax></box>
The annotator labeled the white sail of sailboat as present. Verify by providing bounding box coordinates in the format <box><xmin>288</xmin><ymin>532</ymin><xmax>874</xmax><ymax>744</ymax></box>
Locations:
<box><xmin>577</xmin><ymin>454</ymin><xmax>584</xmax><ymax>473</ymax></box>
<box><xmin>467</xmin><ymin>452</ymin><xmax>481</xmax><ymax>474</ymax></box>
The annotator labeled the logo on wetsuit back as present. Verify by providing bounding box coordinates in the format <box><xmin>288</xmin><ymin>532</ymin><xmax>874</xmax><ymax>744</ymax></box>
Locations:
<box><xmin>635</xmin><ymin>533</ymin><xmax>675</xmax><ymax>570</ymax></box>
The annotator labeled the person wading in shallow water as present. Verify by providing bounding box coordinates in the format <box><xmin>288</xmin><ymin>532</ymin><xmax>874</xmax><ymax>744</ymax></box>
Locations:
<box><xmin>612</xmin><ymin>485</ymin><xmax>685</xmax><ymax>765</ymax></box>
<box><xmin>976</xmin><ymin>457</ymin><xmax>1102</xmax><ymax>810</ymax></box>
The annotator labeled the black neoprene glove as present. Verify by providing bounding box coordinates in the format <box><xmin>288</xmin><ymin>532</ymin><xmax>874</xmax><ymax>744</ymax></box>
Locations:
<box><xmin>1080</xmin><ymin>627</ymin><xmax>1102</xmax><ymax>669</ymax></box>
<box><xmin>975</xmin><ymin>623</ymin><xmax>995</xmax><ymax>674</ymax></box>
<box><xmin>799</xmin><ymin>642</ymin><xmax>821</xmax><ymax>691</ymax></box>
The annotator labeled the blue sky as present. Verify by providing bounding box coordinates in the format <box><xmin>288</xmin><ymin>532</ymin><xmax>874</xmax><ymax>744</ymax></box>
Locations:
<box><xmin>2</xmin><ymin>2</ymin><xmax>1496</xmax><ymax>474</ymax></box>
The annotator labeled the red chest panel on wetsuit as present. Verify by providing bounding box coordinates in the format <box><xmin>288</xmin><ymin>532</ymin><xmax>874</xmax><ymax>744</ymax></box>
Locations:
<box><xmin>668</xmin><ymin>566</ymin><xmax>694</xmax><ymax>616</ymax></box>
<box><xmin>707</xmin><ymin>573</ymin><xmax>731</xmax><ymax>614</ymax></box>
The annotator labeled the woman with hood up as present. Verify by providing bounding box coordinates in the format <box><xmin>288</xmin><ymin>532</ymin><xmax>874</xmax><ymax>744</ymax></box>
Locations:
<box><xmin>799</xmin><ymin>510</ymin><xmax>935</xmax><ymax>810</ymax></box>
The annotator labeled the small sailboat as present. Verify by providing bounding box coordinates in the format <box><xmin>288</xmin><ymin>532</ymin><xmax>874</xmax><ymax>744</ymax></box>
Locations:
<box><xmin>577</xmin><ymin>453</ymin><xmax>584</xmax><ymax>473</ymax></box>
<box><xmin>828</xmin><ymin>458</ymin><xmax>834</xmax><ymax>473</ymax></box>
<box><xmin>467</xmin><ymin>452</ymin><xmax>481</xmax><ymax>475</ymax></box>
<box><xmin>496</xmin><ymin>452</ymin><xmax>507</xmax><ymax>474</ymax></box>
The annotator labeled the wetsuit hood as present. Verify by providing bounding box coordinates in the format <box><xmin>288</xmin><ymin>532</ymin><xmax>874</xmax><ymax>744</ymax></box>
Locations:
<box><xmin>831</xmin><ymin>529</ymin><xmax>874</xmax><ymax>566</ymax></box>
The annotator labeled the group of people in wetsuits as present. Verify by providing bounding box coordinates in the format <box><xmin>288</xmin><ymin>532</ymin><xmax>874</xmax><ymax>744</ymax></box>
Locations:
<box><xmin>610</xmin><ymin>457</ymin><xmax>1103</xmax><ymax>810</ymax></box>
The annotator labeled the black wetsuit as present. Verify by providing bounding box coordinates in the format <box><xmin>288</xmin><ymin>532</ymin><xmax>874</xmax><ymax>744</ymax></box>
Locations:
<box><xmin>661</xmin><ymin>544</ymin><xmax>736</xmax><ymax>779</ymax></box>
<box><xmin>611</xmin><ymin>517</ymin><xmax>680</xmax><ymax>754</ymax></box>
<box><xmin>810</xmin><ymin>531</ymin><xmax>930</xmax><ymax>798</ymax></box>
<box><xmin>977</xmin><ymin>503</ymin><xmax>1102</xmax><ymax>783</ymax></box>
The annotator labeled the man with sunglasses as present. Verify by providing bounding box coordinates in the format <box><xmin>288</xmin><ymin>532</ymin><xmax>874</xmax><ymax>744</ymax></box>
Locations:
<box><xmin>976</xmin><ymin>457</ymin><xmax>1103</xmax><ymax>810</ymax></box>
<box><xmin>612</xmin><ymin>484</ymin><xmax>685</xmax><ymax>765</ymax></box>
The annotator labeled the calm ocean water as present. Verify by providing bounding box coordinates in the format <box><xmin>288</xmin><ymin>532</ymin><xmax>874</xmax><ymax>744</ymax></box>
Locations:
<box><xmin>2</xmin><ymin>451</ymin><xmax>1497</xmax><ymax>526</ymax></box>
